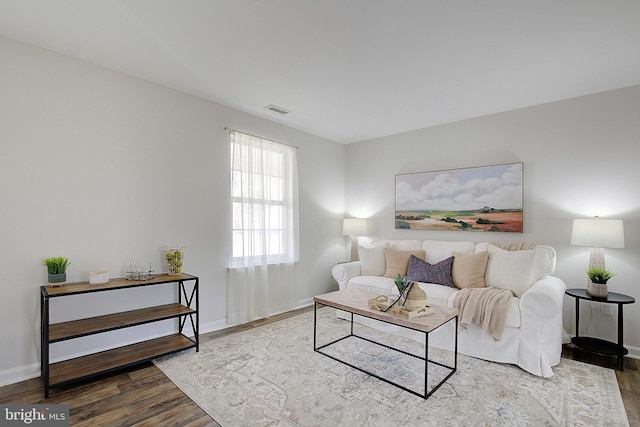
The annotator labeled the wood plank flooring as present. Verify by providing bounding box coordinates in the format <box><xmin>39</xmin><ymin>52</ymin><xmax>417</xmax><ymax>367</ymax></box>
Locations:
<box><xmin>1</xmin><ymin>306</ymin><xmax>638</xmax><ymax>426</ymax></box>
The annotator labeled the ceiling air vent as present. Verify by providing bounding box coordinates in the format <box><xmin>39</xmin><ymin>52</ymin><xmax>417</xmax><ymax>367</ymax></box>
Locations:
<box><xmin>265</xmin><ymin>104</ymin><xmax>291</xmax><ymax>115</ymax></box>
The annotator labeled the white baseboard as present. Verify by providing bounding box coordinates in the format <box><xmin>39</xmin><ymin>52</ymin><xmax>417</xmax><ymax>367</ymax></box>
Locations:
<box><xmin>0</xmin><ymin>363</ymin><xmax>41</xmax><ymax>388</ymax></box>
<box><xmin>199</xmin><ymin>318</ymin><xmax>227</xmax><ymax>334</ymax></box>
<box><xmin>626</xmin><ymin>344</ymin><xmax>639</xmax><ymax>360</ymax></box>
<box><xmin>4</xmin><ymin>342</ymin><xmax>638</xmax><ymax>389</ymax></box>
<box><xmin>297</xmin><ymin>298</ymin><xmax>313</xmax><ymax>308</ymax></box>
<box><xmin>15</xmin><ymin>298</ymin><xmax>637</xmax><ymax>389</ymax></box>
<box><xmin>1</xmin><ymin>300</ymin><xmax>314</xmax><ymax>387</ymax></box>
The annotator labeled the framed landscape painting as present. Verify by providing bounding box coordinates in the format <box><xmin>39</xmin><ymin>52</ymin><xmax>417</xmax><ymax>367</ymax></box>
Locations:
<box><xmin>395</xmin><ymin>163</ymin><xmax>523</xmax><ymax>232</ymax></box>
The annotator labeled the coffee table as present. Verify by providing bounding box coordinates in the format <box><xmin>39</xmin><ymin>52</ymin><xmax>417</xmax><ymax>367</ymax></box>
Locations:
<box><xmin>313</xmin><ymin>289</ymin><xmax>458</xmax><ymax>399</ymax></box>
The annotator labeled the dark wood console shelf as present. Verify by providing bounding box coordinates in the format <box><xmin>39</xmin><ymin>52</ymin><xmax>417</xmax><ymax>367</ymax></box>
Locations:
<box><xmin>41</xmin><ymin>273</ymin><xmax>199</xmax><ymax>397</ymax></box>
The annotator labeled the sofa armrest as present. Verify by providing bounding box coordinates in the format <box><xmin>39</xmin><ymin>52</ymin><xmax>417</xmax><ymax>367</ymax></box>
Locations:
<box><xmin>518</xmin><ymin>275</ymin><xmax>567</xmax><ymax>377</ymax></box>
<box><xmin>520</xmin><ymin>276</ymin><xmax>567</xmax><ymax>320</ymax></box>
<box><xmin>331</xmin><ymin>262</ymin><xmax>362</xmax><ymax>290</ymax></box>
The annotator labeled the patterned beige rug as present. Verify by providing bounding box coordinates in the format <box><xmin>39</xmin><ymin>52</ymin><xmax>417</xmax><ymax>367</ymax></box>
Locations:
<box><xmin>155</xmin><ymin>308</ymin><xmax>629</xmax><ymax>426</ymax></box>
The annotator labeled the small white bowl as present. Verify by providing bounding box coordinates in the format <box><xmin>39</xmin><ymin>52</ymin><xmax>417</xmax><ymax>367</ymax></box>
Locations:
<box><xmin>89</xmin><ymin>270</ymin><xmax>109</xmax><ymax>284</ymax></box>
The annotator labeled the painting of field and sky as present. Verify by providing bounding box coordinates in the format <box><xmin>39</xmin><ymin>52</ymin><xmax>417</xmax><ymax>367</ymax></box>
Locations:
<box><xmin>395</xmin><ymin>163</ymin><xmax>523</xmax><ymax>232</ymax></box>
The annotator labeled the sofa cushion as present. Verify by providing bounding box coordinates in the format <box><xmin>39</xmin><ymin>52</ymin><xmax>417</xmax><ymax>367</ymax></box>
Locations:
<box><xmin>383</xmin><ymin>249</ymin><xmax>426</xmax><ymax>278</ymax></box>
<box><xmin>422</xmin><ymin>240</ymin><xmax>475</xmax><ymax>263</ymax></box>
<box><xmin>485</xmin><ymin>245</ymin><xmax>535</xmax><ymax>297</ymax></box>
<box><xmin>345</xmin><ymin>275</ymin><xmax>522</xmax><ymax>328</ymax></box>
<box><xmin>452</xmin><ymin>251</ymin><xmax>489</xmax><ymax>289</ymax></box>
<box><xmin>358</xmin><ymin>245</ymin><xmax>387</xmax><ymax>276</ymax></box>
<box><xmin>418</xmin><ymin>282</ymin><xmax>458</xmax><ymax>307</ymax></box>
<box><xmin>373</xmin><ymin>239</ymin><xmax>423</xmax><ymax>250</ymax></box>
<box><xmin>348</xmin><ymin>275</ymin><xmax>396</xmax><ymax>294</ymax></box>
<box><xmin>406</xmin><ymin>255</ymin><xmax>454</xmax><ymax>287</ymax></box>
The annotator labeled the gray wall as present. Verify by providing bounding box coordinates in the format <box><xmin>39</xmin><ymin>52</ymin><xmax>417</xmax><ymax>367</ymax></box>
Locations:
<box><xmin>345</xmin><ymin>85</ymin><xmax>640</xmax><ymax>357</ymax></box>
<box><xmin>0</xmin><ymin>36</ymin><xmax>345</xmax><ymax>385</ymax></box>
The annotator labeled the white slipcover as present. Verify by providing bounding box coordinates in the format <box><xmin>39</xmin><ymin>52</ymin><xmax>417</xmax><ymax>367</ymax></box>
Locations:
<box><xmin>331</xmin><ymin>239</ymin><xmax>566</xmax><ymax>377</ymax></box>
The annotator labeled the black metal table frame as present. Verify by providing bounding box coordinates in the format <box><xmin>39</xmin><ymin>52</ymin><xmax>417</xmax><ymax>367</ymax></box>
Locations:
<box><xmin>566</xmin><ymin>288</ymin><xmax>635</xmax><ymax>371</ymax></box>
<box><xmin>313</xmin><ymin>301</ymin><xmax>458</xmax><ymax>399</ymax></box>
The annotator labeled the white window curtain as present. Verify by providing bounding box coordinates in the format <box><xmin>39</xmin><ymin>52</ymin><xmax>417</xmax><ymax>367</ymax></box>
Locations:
<box><xmin>227</xmin><ymin>130</ymin><xmax>299</xmax><ymax>324</ymax></box>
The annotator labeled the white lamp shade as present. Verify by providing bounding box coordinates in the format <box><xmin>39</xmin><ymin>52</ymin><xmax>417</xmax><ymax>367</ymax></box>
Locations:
<box><xmin>571</xmin><ymin>218</ymin><xmax>625</xmax><ymax>248</ymax></box>
<box><xmin>343</xmin><ymin>218</ymin><xmax>367</xmax><ymax>236</ymax></box>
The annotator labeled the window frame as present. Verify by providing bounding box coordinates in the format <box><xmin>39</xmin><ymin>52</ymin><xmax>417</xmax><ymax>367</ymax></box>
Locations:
<box><xmin>230</xmin><ymin>131</ymin><xmax>298</xmax><ymax>268</ymax></box>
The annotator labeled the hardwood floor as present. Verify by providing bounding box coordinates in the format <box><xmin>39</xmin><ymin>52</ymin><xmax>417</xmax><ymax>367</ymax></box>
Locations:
<box><xmin>0</xmin><ymin>307</ymin><xmax>312</xmax><ymax>427</ymax></box>
<box><xmin>1</xmin><ymin>306</ymin><xmax>638</xmax><ymax>426</ymax></box>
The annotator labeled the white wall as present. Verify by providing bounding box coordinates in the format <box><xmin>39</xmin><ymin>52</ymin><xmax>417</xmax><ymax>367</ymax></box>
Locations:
<box><xmin>3</xmin><ymin>34</ymin><xmax>637</xmax><ymax>387</ymax></box>
<box><xmin>345</xmin><ymin>85</ymin><xmax>640</xmax><ymax>357</ymax></box>
<box><xmin>0</xmin><ymin>36</ymin><xmax>345</xmax><ymax>385</ymax></box>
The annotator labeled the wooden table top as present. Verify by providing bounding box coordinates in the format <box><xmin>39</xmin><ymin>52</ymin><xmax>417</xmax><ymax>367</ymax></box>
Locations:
<box><xmin>41</xmin><ymin>273</ymin><xmax>198</xmax><ymax>297</ymax></box>
<box><xmin>314</xmin><ymin>289</ymin><xmax>458</xmax><ymax>333</ymax></box>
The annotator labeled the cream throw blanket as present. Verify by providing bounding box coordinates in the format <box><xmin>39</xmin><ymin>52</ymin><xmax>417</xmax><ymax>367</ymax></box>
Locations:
<box><xmin>490</xmin><ymin>241</ymin><xmax>537</xmax><ymax>251</ymax></box>
<box><xmin>453</xmin><ymin>287</ymin><xmax>513</xmax><ymax>341</ymax></box>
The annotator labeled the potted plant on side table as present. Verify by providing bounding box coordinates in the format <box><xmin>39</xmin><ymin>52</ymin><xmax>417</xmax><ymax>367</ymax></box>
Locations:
<box><xmin>586</xmin><ymin>266</ymin><xmax>615</xmax><ymax>298</ymax></box>
<box><xmin>43</xmin><ymin>257</ymin><xmax>70</xmax><ymax>286</ymax></box>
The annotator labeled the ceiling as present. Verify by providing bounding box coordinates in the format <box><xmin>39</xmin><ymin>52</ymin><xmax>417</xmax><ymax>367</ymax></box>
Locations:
<box><xmin>1</xmin><ymin>1</ymin><xmax>639</xmax><ymax>144</ymax></box>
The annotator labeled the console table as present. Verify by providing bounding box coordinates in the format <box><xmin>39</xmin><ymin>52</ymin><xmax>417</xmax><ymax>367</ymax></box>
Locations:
<box><xmin>565</xmin><ymin>288</ymin><xmax>634</xmax><ymax>370</ymax></box>
<box><xmin>40</xmin><ymin>274</ymin><xmax>199</xmax><ymax>397</ymax></box>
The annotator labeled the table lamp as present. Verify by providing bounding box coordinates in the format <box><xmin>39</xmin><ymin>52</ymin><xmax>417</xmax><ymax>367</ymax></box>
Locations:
<box><xmin>343</xmin><ymin>218</ymin><xmax>367</xmax><ymax>261</ymax></box>
<box><xmin>571</xmin><ymin>217</ymin><xmax>624</xmax><ymax>292</ymax></box>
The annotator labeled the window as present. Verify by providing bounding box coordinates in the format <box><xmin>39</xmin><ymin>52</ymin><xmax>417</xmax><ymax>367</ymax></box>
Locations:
<box><xmin>230</xmin><ymin>130</ymin><xmax>299</xmax><ymax>267</ymax></box>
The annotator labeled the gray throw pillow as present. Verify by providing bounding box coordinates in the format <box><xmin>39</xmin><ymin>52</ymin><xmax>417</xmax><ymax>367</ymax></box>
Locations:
<box><xmin>406</xmin><ymin>255</ymin><xmax>455</xmax><ymax>287</ymax></box>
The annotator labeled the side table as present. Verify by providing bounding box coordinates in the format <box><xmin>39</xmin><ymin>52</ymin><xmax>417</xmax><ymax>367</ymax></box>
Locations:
<box><xmin>565</xmin><ymin>288</ymin><xmax>635</xmax><ymax>370</ymax></box>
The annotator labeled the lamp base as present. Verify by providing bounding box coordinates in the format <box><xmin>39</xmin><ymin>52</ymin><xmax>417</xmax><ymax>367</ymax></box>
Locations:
<box><xmin>589</xmin><ymin>247</ymin><xmax>605</xmax><ymax>269</ymax></box>
<box><xmin>586</xmin><ymin>247</ymin><xmax>605</xmax><ymax>295</ymax></box>
<box><xmin>350</xmin><ymin>236</ymin><xmax>359</xmax><ymax>262</ymax></box>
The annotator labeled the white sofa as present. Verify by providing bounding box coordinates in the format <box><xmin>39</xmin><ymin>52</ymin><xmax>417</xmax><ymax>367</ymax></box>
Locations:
<box><xmin>331</xmin><ymin>239</ymin><xmax>567</xmax><ymax>377</ymax></box>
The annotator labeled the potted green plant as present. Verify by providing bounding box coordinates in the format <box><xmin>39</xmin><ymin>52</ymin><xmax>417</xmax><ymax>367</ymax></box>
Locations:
<box><xmin>392</xmin><ymin>274</ymin><xmax>414</xmax><ymax>306</ymax></box>
<box><xmin>586</xmin><ymin>266</ymin><xmax>615</xmax><ymax>298</ymax></box>
<box><xmin>43</xmin><ymin>257</ymin><xmax>70</xmax><ymax>286</ymax></box>
<box><xmin>394</xmin><ymin>274</ymin><xmax>411</xmax><ymax>293</ymax></box>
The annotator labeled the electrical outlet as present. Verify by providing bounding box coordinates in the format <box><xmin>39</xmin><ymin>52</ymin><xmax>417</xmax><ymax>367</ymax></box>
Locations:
<box><xmin>600</xmin><ymin>305</ymin><xmax>612</xmax><ymax>316</ymax></box>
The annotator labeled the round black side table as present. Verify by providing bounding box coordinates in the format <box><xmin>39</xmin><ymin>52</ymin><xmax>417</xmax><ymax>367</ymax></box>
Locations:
<box><xmin>565</xmin><ymin>288</ymin><xmax>635</xmax><ymax>370</ymax></box>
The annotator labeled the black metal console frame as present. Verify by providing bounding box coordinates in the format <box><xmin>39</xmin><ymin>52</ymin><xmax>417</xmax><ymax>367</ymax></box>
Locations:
<box><xmin>313</xmin><ymin>302</ymin><xmax>458</xmax><ymax>400</ymax></box>
<box><xmin>179</xmin><ymin>278</ymin><xmax>200</xmax><ymax>351</ymax></box>
<box><xmin>40</xmin><ymin>274</ymin><xmax>199</xmax><ymax>397</ymax></box>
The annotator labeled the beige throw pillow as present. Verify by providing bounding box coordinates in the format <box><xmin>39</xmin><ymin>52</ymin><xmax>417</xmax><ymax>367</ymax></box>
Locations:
<box><xmin>383</xmin><ymin>249</ymin><xmax>426</xmax><ymax>279</ymax></box>
<box><xmin>452</xmin><ymin>251</ymin><xmax>489</xmax><ymax>289</ymax></box>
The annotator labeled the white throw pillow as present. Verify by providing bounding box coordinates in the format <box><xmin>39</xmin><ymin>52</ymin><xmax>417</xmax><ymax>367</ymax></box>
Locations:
<box><xmin>533</xmin><ymin>245</ymin><xmax>556</xmax><ymax>279</ymax></box>
<box><xmin>485</xmin><ymin>245</ymin><xmax>536</xmax><ymax>297</ymax></box>
<box><xmin>358</xmin><ymin>246</ymin><xmax>387</xmax><ymax>276</ymax></box>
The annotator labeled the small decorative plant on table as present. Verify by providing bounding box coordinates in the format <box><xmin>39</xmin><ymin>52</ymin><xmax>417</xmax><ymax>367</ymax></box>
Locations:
<box><xmin>586</xmin><ymin>266</ymin><xmax>615</xmax><ymax>298</ymax></box>
<box><xmin>390</xmin><ymin>274</ymin><xmax>413</xmax><ymax>307</ymax></box>
<box><xmin>394</xmin><ymin>274</ymin><xmax>411</xmax><ymax>293</ymax></box>
<box><xmin>43</xmin><ymin>257</ymin><xmax>70</xmax><ymax>286</ymax></box>
<box><xmin>388</xmin><ymin>274</ymin><xmax>430</xmax><ymax>317</ymax></box>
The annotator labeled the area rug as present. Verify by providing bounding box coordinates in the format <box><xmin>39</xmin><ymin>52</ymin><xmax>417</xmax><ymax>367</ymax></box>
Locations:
<box><xmin>154</xmin><ymin>308</ymin><xmax>629</xmax><ymax>426</ymax></box>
